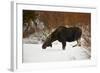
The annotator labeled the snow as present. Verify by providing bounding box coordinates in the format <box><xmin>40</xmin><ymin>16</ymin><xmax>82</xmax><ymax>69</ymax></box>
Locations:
<box><xmin>23</xmin><ymin>41</ymin><xmax>91</xmax><ymax>63</ymax></box>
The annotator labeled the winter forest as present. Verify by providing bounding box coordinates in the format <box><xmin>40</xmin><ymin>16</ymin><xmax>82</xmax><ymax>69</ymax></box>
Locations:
<box><xmin>22</xmin><ymin>10</ymin><xmax>91</xmax><ymax>62</ymax></box>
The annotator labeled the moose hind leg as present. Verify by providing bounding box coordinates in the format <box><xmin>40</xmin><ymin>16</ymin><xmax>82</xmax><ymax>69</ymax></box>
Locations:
<box><xmin>77</xmin><ymin>39</ymin><xmax>81</xmax><ymax>46</ymax></box>
<box><xmin>62</xmin><ymin>42</ymin><xmax>66</xmax><ymax>50</ymax></box>
<box><xmin>73</xmin><ymin>39</ymin><xmax>81</xmax><ymax>47</ymax></box>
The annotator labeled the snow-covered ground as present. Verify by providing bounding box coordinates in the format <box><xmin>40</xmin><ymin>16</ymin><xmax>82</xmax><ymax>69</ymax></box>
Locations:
<box><xmin>23</xmin><ymin>41</ymin><xmax>91</xmax><ymax>63</ymax></box>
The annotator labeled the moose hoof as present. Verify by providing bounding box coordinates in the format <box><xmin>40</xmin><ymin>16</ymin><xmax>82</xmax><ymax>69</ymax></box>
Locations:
<box><xmin>78</xmin><ymin>44</ymin><xmax>81</xmax><ymax>46</ymax></box>
<box><xmin>62</xmin><ymin>48</ymin><xmax>66</xmax><ymax>50</ymax></box>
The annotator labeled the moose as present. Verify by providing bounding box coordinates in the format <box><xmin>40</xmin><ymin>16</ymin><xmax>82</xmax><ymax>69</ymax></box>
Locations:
<box><xmin>42</xmin><ymin>26</ymin><xmax>82</xmax><ymax>50</ymax></box>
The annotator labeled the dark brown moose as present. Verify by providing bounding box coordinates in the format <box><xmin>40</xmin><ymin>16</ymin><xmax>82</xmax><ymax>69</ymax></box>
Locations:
<box><xmin>42</xmin><ymin>26</ymin><xmax>82</xmax><ymax>50</ymax></box>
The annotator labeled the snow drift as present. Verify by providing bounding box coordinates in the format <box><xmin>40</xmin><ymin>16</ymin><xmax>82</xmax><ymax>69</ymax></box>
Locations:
<box><xmin>23</xmin><ymin>41</ymin><xmax>90</xmax><ymax>63</ymax></box>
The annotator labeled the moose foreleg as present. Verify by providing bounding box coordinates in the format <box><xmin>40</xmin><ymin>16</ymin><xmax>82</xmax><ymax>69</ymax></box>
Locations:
<box><xmin>62</xmin><ymin>42</ymin><xmax>66</xmax><ymax>50</ymax></box>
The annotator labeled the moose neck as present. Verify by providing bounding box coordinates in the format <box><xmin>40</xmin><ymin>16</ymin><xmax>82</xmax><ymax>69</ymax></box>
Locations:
<box><xmin>49</xmin><ymin>36</ymin><xmax>56</xmax><ymax>44</ymax></box>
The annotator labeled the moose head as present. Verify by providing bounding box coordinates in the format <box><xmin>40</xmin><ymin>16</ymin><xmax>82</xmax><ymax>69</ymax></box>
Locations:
<box><xmin>42</xmin><ymin>36</ymin><xmax>53</xmax><ymax>49</ymax></box>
